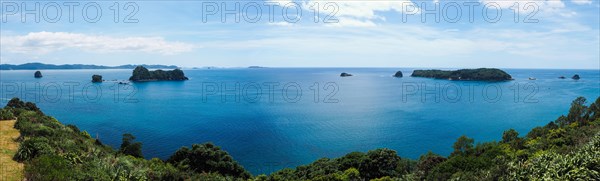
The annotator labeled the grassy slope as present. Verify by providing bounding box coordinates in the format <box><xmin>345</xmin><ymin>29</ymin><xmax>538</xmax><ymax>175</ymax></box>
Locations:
<box><xmin>0</xmin><ymin>120</ymin><xmax>24</xmax><ymax>181</ymax></box>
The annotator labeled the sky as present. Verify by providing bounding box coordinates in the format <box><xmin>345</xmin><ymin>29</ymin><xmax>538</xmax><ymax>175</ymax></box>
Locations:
<box><xmin>0</xmin><ymin>0</ymin><xmax>599</xmax><ymax>69</ymax></box>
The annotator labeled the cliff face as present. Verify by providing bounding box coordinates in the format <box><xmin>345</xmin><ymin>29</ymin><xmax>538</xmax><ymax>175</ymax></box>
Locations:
<box><xmin>129</xmin><ymin>66</ymin><xmax>188</xmax><ymax>81</ymax></box>
<box><xmin>411</xmin><ymin>68</ymin><xmax>512</xmax><ymax>81</ymax></box>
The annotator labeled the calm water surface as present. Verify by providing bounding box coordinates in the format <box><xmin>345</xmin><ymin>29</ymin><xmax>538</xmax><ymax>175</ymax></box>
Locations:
<box><xmin>1</xmin><ymin>68</ymin><xmax>598</xmax><ymax>174</ymax></box>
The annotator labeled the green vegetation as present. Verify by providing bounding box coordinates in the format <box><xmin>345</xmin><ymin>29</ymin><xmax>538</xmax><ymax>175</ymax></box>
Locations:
<box><xmin>411</xmin><ymin>68</ymin><xmax>512</xmax><ymax>81</ymax></box>
<box><xmin>2</xmin><ymin>96</ymin><xmax>599</xmax><ymax>180</ymax></box>
<box><xmin>2</xmin><ymin>98</ymin><xmax>248</xmax><ymax>180</ymax></box>
<box><xmin>129</xmin><ymin>66</ymin><xmax>189</xmax><ymax>81</ymax></box>
<box><xmin>167</xmin><ymin>143</ymin><xmax>251</xmax><ymax>179</ymax></box>
<box><xmin>91</xmin><ymin>75</ymin><xmax>103</xmax><ymax>83</ymax></box>
<box><xmin>0</xmin><ymin>108</ymin><xmax>15</xmax><ymax>120</ymax></box>
<box><xmin>263</xmin><ymin>148</ymin><xmax>414</xmax><ymax>181</ymax></box>
<box><xmin>119</xmin><ymin>133</ymin><xmax>143</xmax><ymax>158</ymax></box>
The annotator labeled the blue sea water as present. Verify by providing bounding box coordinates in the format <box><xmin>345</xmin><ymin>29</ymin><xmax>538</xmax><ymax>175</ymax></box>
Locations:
<box><xmin>0</xmin><ymin>68</ymin><xmax>599</xmax><ymax>174</ymax></box>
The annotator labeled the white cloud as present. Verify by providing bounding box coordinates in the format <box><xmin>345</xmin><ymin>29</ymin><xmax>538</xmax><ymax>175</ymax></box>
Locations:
<box><xmin>325</xmin><ymin>17</ymin><xmax>376</xmax><ymax>27</ymax></box>
<box><xmin>268</xmin><ymin>21</ymin><xmax>294</xmax><ymax>26</ymax></box>
<box><xmin>195</xmin><ymin>23</ymin><xmax>598</xmax><ymax>68</ymax></box>
<box><xmin>303</xmin><ymin>0</ymin><xmax>420</xmax><ymax>27</ymax></box>
<box><xmin>0</xmin><ymin>32</ymin><xmax>194</xmax><ymax>55</ymax></box>
<box><xmin>571</xmin><ymin>0</ymin><xmax>592</xmax><ymax>5</ymax></box>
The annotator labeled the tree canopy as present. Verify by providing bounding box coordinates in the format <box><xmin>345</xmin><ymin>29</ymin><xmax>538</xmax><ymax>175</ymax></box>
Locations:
<box><xmin>411</xmin><ymin>68</ymin><xmax>512</xmax><ymax>81</ymax></box>
<box><xmin>129</xmin><ymin>66</ymin><xmax>188</xmax><ymax>81</ymax></box>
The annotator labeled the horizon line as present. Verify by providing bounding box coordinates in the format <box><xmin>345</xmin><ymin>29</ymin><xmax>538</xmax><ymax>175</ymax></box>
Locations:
<box><xmin>1</xmin><ymin>62</ymin><xmax>599</xmax><ymax>71</ymax></box>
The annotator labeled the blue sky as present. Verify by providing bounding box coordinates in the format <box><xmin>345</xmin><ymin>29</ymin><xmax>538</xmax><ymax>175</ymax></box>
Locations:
<box><xmin>1</xmin><ymin>0</ymin><xmax>599</xmax><ymax>69</ymax></box>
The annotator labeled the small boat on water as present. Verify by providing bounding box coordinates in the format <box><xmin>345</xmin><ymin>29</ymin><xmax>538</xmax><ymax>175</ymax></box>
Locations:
<box><xmin>558</xmin><ymin>76</ymin><xmax>566</xmax><ymax>79</ymax></box>
<box><xmin>528</xmin><ymin>77</ymin><xmax>537</xmax><ymax>80</ymax></box>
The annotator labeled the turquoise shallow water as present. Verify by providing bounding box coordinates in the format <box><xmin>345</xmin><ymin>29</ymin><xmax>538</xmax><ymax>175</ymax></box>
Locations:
<box><xmin>0</xmin><ymin>68</ymin><xmax>599</xmax><ymax>174</ymax></box>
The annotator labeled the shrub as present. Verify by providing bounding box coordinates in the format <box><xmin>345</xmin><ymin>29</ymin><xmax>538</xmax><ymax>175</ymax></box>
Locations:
<box><xmin>167</xmin><ymin>143</ymin><xmax>251</xmax><ymax>179</ymax></box>
<box><xmin>120</xmin><ymin>133</ymin><xmax>143</xmax><ymax>158</ymax></box>
<box><xmin>26</xmin><ymin>155</ymin><xmax>73</xmax><ymax>180</ymax></box>
<box><xmin>6</xmin><ymin>97</ymin><xmax>40</xmax><ymax>113</ymax></box>
<box><xmin>361</xmin><ymin>148</ymin><xmax>402</xmax><ymax>179</ymax></box>
<box><xmin>0</xmin><ymin>108</ymin><xmax>15</xmax><ymax>120</ymax></box>
<box><xmin>415</xmin><ymin>152</ymin><xmax>447</xmax><ymax>177</ymax></box>
<box><xmin>14</xmin><ymin>137</ymin><xmax>53</xmax><ymax>161</ymax></box>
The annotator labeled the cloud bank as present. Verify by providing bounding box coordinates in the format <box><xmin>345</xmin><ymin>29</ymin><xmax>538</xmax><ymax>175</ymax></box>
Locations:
<box><xmin>0</xmin><ymin>32</ymin><xmax>194</xmax><ymax>55</ymax></box>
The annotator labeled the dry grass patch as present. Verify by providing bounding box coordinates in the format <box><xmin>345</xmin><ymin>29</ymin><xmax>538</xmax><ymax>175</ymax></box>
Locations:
<box><xmin>0</xmin><ymin>120</ymin><xmax>24</xmax><ymax>181</ymax></box>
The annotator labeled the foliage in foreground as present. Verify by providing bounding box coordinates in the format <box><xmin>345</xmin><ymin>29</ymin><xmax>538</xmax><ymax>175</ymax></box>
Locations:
<box><xmin>3</xmin><ymin>98</ymin><xmax>248</xmax><ymax>180</ymax></box>
<box><xmin>2</xmin><ymin>96</ymin><xmax>600</xmax><ymax>180</ymax></box>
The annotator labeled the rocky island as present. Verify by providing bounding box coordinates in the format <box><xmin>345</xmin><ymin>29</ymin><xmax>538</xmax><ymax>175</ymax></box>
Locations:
<box><xmin>394</xmin><ymin>71</ymin><xmax>403</xmax><ymax>77</ymax></box>
<box><xmin>92</xmin><ymin>75</ymin><xmax>103</xmax><ymax>83</ymax></box>
<box><xmin>34</xmin><ymin>71</ymin><xmax>42</xmax><ymax>78</ymax></box>
<box><xmin>129</xmin><ymin>66</ymin><xmax>188</xmax><ymax>82</ymax></box>
<box><xmin>340</xmin><ymin>72</ymin><xmax>353</xmax><ymax>77</ymax></box>
<box><xmin>411</xmin><ymin>68</ymin><xmax>512</xmax><ymax>81</ymax></box>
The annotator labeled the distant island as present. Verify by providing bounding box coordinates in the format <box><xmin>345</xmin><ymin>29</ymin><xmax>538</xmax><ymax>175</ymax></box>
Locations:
<box><xmin>248</xmin><ymin>66</ymin><xmax>267</xmax><ymax>68</ymax></box>
<box><xmin>0</xmin><ymin>63</ymin><xmax>178</xmax><ymax>70</ymax></box>
<box><xmin>411</xmin><ymin>68</ymin><xmax>512</xmax><ymax>81</ymax></box>
<box><xmin>129</xmin><ymin>66</ymin><xmax>188</xmax><ymax>82</ymax></box>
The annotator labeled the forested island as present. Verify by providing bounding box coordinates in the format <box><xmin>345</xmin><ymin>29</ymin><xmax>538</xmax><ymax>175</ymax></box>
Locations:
<box><xmin>411</xmin><ymin>68</ymin><xmax>513</xmax><ymax>81</ymax></box>
<box><xmin>1</xmin><ymin>96</ymin><xmax>598</xmax><ymax>180</ymax></box>
<box><xmin>0</xmin><ymin>63</ymin><xmax>178</xmax><ymax>70</ymax></box>
<box><xmin>129</xmin><ymin>66</ymin><xmax>188</xmax><ymax>82</ymax></box>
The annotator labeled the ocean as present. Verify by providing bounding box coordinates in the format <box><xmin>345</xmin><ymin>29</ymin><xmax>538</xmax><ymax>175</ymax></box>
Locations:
<box><xmin>1</xmin><ymin>68</ymin><xmax>598</xmax><ymax>174</ymax></box>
